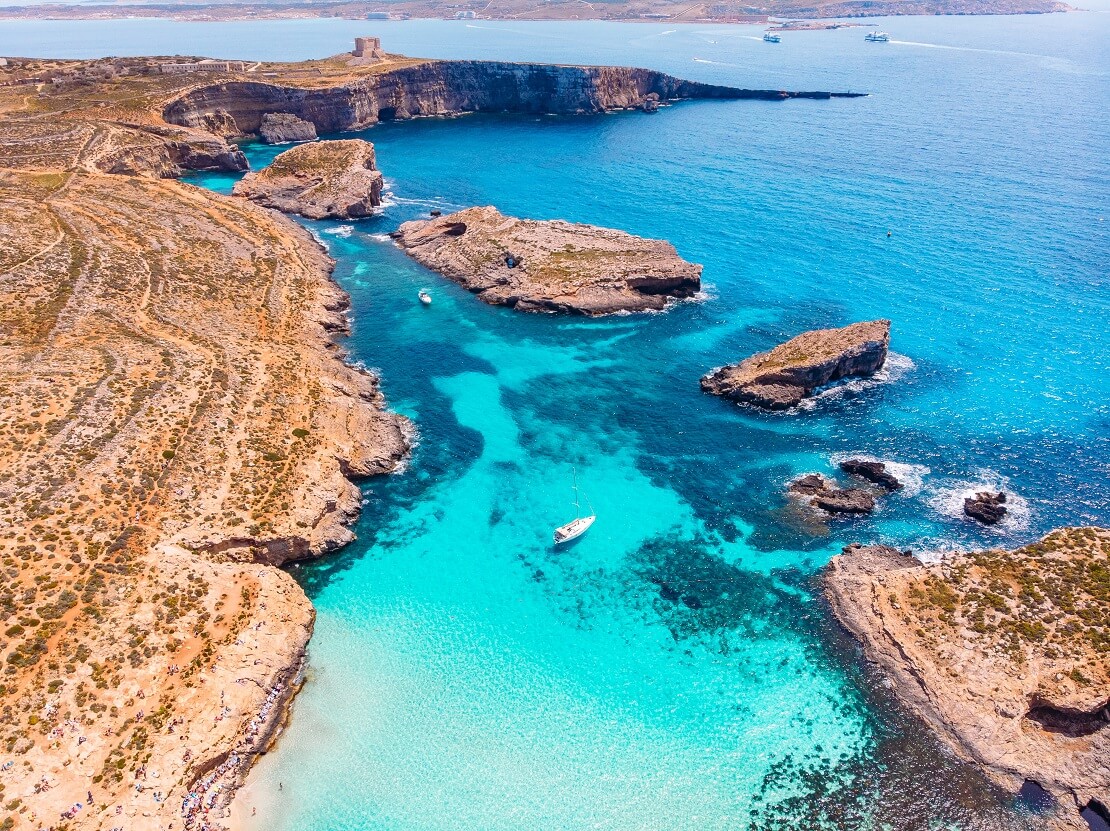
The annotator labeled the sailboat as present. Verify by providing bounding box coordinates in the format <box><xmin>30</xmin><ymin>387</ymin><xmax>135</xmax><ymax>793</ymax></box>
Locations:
<box><xmin>553</xmin><ymin>468</ymin><xmax>595</xmax><ymax>545</ymax></box>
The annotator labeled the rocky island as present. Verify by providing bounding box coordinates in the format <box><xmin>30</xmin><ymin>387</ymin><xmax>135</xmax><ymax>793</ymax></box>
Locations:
<box><xmin>825</xmin><ymin>529</ymin><xmax>1110</xmax><ymax>830</ymax></box>
<box><xmin>233</xmin><ymin>139</ymin><xmax>383</xmax><ymax>219</ymax></box>
<box><xmin>701</xmin><ymin>319</ymin><xmax>891</xmax><ymax>410</ymax></box>
<box><xmin>393</xmin><ymin>206</ymin><xmax>703</xmax><ymax>314</ymax></box>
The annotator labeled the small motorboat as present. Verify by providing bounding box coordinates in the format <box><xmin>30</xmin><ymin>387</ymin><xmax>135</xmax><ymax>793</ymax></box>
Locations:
<box><xmin>553</xmin><ymin>467</ymin><xmax>595</xmax><ymax>545</ymax></box>
<box><xmin>763</xmin><ymin>32</ymin><xmax>782</xmax><ymax>43</ymax></box>
<box><xmin>418</xmin><ymin>290</ymin><xmax>432</xmax><ymax>305</ymax></box>
<box><xmin>865</xmin><ymin>31</ymin><xmax>890</xmax><ymax>42</ymax></box>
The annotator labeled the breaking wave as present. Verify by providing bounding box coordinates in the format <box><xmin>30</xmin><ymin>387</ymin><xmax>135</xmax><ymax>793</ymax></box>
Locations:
<box><xmin>926</xmin><ymin>470</ymin><xmax>1032</xmax><ymax>535</ymax></box>
<box><xmin>796</xmin><ymin>352</ymin><xmax>915</xmax><ymax>411</ymax></box>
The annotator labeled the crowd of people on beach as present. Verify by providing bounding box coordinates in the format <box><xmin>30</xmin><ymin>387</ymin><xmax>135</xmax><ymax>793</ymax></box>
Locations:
<box><xmin>181</xmin><ymin>680</ymin><xmax>288</xmax><ymax>830</ymax></box>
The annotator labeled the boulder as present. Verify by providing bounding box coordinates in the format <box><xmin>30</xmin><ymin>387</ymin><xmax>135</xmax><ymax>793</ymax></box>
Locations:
<box><xmin>701</xmin><ymin>320</ymin><xmax>891</xmax><ymax>410</ymax></box>
<box><xmin>840</xmin><ymin>458</ymin><xmax>903</xmax><ymax>491</ymax></box>
<box><xmin>232</xmin><ymin>139</ymin><xmax>382</xmax><ymax>220</ymax></box>
<box><xmin>392</xmin><ymin>206</ymin><xmax>702</xmax><ymax>315</ymax></box>
<box><xmin>789</xmin><ymin>474</ymin><xmax>876</xmax><ymax>515</ymax></box>
<box><xmin>258</xmin><ymin>112</ymin><xmax>318</xmax><ymax>144</ymax></box>
<box><xmin>964</xmin><ymin>491</ymin><xmax>1007</xmax><ymax>525</ymax></box>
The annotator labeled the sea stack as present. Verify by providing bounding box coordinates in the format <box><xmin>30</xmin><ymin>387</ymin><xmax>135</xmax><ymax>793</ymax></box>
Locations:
<box><xmin>701</xmin><ymin>320</ymin><xmax>891</xmax><ymax>410</ymax></box>
<box><xmin>392</xmin><ymin>206</ymin><xmax>702</xmax><ymax>315</ymax></box>
<box><xmin>789</xmin><ymin>474</ymin><xmax>876</xmax><ymax>514</ymax></box>
<box><xmin>964</xmin><ymin>490</ymin><xmax>1008</xmax><ymax>525</ymax></box>
<box><xmin>825</xmin><ymin>529</ymin><xmax>1110</xmax><ymax>830</ymax></box>
<box><xmin>840</xmin><ymin>459</ymin><xmax>903</xmax><ymax>491</ymax></box>
<box><xmin>232</xmin><ymin>139</ymin><xmax>383</xmax><ymax>219</ymax></box>
<box><xmin>258</xmin><ymin>112</ymin><xmax>318</xmax><ymax>144</ymax></box>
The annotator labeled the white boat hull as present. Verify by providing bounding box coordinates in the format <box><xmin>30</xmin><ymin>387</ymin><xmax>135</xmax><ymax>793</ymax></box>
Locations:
<box><xmin>554</xmin><ymin>515</ymin><xmax>595</xmax><ymax>544</ymax></box>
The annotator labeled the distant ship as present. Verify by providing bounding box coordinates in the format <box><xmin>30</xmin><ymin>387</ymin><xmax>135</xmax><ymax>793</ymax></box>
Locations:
<box><xmin>865</xmin><ymin>31</ymin><xmax>890</xmax><ymax>42</ymax></box>
<box><xmin>763</xmin><ymin>32</ymin><xmax>782</xmax><ymax>43</ymax></box>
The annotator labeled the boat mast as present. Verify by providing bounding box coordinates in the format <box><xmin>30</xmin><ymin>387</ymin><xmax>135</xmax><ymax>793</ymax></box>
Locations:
<box><xmin>572</xmin><ymin>466</ymin><xmax>580</xmax><ymax>519</ymax></box>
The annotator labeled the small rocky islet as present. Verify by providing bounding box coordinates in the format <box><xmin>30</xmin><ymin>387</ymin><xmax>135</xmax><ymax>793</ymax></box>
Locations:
<box><xmin>392</xmin><ymin>206</ymin><xmax>703</xmax><ymax>315</ymax></box>
<box><xmin>700</xmin><ymin>319</ymin><xmax>891</xmax><ymax>410</ymax></box>
<box><xmin>232</xmin><ymin>138</ymin><xmax>383</xmax><ymax>220</ymax></box>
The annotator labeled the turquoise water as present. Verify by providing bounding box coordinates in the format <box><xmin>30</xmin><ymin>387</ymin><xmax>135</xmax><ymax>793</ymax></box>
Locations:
<box><xmin>76</xmin><ymin>14</ymin><xmax>1110</xmax><ymax>830</ymax></box>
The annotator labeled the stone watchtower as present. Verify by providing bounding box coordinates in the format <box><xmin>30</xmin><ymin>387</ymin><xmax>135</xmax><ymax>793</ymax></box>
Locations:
<box><xmin>352</xmin><ymin>37</ymin><xmax>384</xmax><ymax>61</ymax></box>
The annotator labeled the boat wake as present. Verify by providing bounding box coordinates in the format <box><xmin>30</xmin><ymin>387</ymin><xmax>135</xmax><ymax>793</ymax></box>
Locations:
<box><xmin>320</xmin><ymin>224</ymin><xmax>354</xmax><ymax>238</ymax></box>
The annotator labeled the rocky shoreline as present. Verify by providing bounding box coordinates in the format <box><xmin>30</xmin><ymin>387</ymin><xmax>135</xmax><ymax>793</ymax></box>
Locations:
<box><xmin>161</xmin><ymin>60</ymin><xmax>867</xmax><ymax>142</ymax></box>
<box><xmin>825</xmin><ymin>530</ymin><xmax>1110</xmax><ymax>830</ymax></box>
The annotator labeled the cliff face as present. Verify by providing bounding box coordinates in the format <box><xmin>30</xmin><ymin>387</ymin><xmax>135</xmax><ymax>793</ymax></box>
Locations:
<box><xmin>162</xmin><ymin>60</ymin><xmax>864</xmax><ymax>136</ymax></box>
<box><xmin>701</xmin><ymin>319</ymin><xmax>890</xmax><ymax>409</ymax></box>
<box><xmin>825</xmin><ymin>530</ymin><xmax>1110</xmax><ymax>830</ymax></box>
<box><xmin>394</xmin><ymin>205</ymin><xmax>702</xmax><ymax>314</ymax></box>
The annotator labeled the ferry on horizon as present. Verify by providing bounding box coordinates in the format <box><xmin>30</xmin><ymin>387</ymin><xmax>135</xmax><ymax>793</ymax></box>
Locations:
<box><xmin>865</xmin><ymin>31</ymin><xmax>891</xmax><ymax>42</ymax></box>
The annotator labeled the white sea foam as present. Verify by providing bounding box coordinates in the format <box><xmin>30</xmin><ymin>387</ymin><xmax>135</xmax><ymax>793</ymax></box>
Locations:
<box><xmin>367</xmin><ymin>233</ymin><xmax>393</xmax><ymax>243</ymax></box>
<box><xmin>796</xmin><ymin>352</ymin><xmax>915</xmax><ymax>411</ymax></box>
<box><xmin>926</xmin><ymin>470</ymin><xmax>1031</xmax><ymax>535</ymax></box>
<box><xmin>322</xmin><ymin>224</ymin><xmax>354</xmax><ymax>238</ymax></box>
<box><xmin>829</xmin><ymin>451</ymin><xmax>930</xmax><ymax>497</ymax></box>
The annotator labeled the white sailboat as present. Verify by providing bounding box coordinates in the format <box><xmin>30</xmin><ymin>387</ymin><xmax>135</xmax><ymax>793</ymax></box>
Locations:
<box><xmin>553</xmin><ymin>468</ymin><xmax>595</xmax><ymax>545</ymax></box>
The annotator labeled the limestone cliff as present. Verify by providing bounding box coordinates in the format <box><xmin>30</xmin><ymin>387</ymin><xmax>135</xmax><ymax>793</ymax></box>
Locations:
<box><xmin>825</xmin><ymin>530</ymin><xmax>1110</xmax><ymax>830</ymax></box>
<box><xmin>232</xmin><ymin>139</ymin><xmax>383</xmax><ymax>219</ymax></box>
<box><xmin>162</xmin><ymin>60</ymin><xmax>867</xmax><ymax>136</ymax></box>
<box><xmin>701</xmin><ymin>319</ymin><xmax>890</xmax><ymax>409</ymax></box>
<box><xmin>394</xmin><ymin>206</ymin><xmax>702</xmax><ymax>314</ymax></box>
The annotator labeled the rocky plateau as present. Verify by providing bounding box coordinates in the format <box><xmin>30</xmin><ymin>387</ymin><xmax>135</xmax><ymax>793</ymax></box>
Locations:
<box><xmin>393</xmin><ymin>206</ymin><xmax>703</xmax><ymax>314</ymax></box>
<box><xmin>232</xmin><ymin>138</ymin><xmax>383</xmax><ymax>219</ymax></box>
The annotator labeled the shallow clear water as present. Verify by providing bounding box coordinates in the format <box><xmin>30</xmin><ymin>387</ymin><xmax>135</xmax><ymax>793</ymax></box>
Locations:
<box><xmin>77</xmin><ymin>13</ymin><xmax>1110</xmax><ymax>830</ymax></box>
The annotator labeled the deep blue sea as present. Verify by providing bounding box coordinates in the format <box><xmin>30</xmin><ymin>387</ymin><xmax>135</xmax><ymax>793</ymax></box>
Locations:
<box><xmin>9</xmin><ymin>15</ymin><xmax>1109</xmax><ymax>831</ymax></box>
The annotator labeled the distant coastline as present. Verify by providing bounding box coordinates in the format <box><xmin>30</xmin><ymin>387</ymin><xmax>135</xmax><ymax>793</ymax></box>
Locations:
<box><xmin>0</xmin><ymin>0</ymin><xmax>1075</xmax><ymax>23</ymax></box>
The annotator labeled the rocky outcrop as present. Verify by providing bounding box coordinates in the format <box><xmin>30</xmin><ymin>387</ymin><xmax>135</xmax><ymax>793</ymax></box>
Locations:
<box><xmin>232</xmin><ymin>139</ymin><xmax>383</xmax><ymax>219</ymax></box>
<box><xmin>965</xmin><ymin>490</ymin><xmax>1007</xmax><ymax>525</ymax></box>
<box><xmin>701</xmin><ymin>319</ymin><xmax>891</xmax><ymax>410</ymax></box>
<box><xmin>789</xmin><ymin>474</ymin><xmax>876</xmax><ymax>514</ymax></box>
<box><xmin>392</xmin><ymin>206</ymin><xmax>702</xmax><ymax>314</ymax></box>
<box><xmin>840</xmin><ymin>458</ymin><xmax>903</xmax><ymax>491</ymax></box>
<box><xmin>825</xmin><ymin>529</ymin><xmax>1110</xmax><ymax>830</ymax></box>
<box><xmin>163</xmin><ymin>60</ymin><xmax>867</xmax><ymax>136</ymax></box>
<box><xmin>259</xmin><ymin>111</ymin><xmax>318</xmax><ymax>144</ymax></box>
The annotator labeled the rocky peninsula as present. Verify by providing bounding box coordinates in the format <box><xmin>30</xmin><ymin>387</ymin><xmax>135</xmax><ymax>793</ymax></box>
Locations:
<box><xmin>0</xmin><ymin>56</ymin><xmax>414</xmax><ymax>831</ymax></box>
<box><xmin>161</xmin><ymin>59</ymin><xmax>866</xmax><ymax>140</ymax></box>
<box><xmin>701</xmin><ymin>319</ymin><xmax>891</xmax><ymax>410</ymax></box>
<box><xmin>393</xmin><ymin>206</ymin><xmax>703</xmax><ymax>314</ymax></box>
<box><xmin>825</xmin><ymin>529</ymin><xmax>1110</xmax><ymax>830</ymax></box>
<box><xmin>232</xmin><ymin>139</ymin><xmax>383</xmax><ymax>219</ymax></box>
